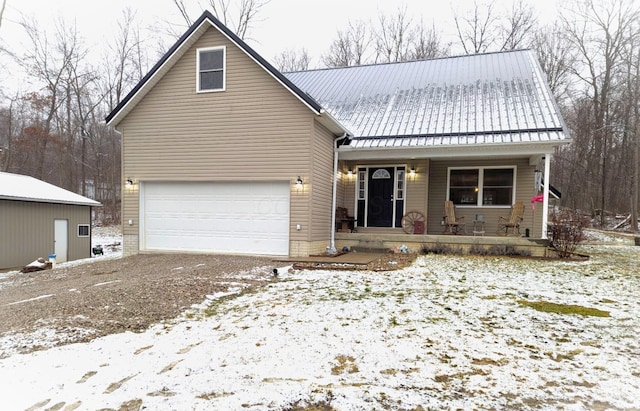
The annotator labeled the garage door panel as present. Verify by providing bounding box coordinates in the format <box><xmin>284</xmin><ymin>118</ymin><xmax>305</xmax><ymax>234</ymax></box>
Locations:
<box><xmin>143</xmin><ymin>182</ymin><xmax>289</xmax><ymax>255</ymax></box>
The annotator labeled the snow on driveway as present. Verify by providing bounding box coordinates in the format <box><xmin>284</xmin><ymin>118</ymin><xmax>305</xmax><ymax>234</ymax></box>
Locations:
<box><xmin>1</xmin><ymin>244</ymin><xmax>639</xmax><ymax>410</ymax></box>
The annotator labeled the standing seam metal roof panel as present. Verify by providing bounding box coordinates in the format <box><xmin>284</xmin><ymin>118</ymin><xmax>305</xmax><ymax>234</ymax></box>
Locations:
<box><xmin>284</xmin><ymin>49</ymin><xmax>569</xmax><ymax>148</ymax></box>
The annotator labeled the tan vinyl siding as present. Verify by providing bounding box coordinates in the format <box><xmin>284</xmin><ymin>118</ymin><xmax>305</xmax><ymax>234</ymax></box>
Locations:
<box><xmin>118</xmin><ymin>27</ymin><xmax>321</xmax><ymax>245</ymax></box>
<box><xmin>310</xmin><ymin>122</ymin><xmax>335</xmax><ymax>242</ymax></box>
<box><xmin>0</xmin><ymin>200</ymin><xmax>92</xmax><ymax>270</ymax></box>
<box><xmin>405</xmin><ymin>159</ymin><xmax>429</xmax><ymax>215</ymax></box>
<box><xmin>428</xmin><ymin>158</ymin><xmax>538</xmax><ymax>236</ymax></box>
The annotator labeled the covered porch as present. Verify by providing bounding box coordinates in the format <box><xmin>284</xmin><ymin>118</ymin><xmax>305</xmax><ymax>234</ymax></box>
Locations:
<box><xmin>330</xmin><ymin>146</ymin><xmax>556</xmax><ymax>255</ymax></box>
<box><xmin>335</xmin><ymin>227</ymin><xmax>551</xmax><ymax>257</ymax></box>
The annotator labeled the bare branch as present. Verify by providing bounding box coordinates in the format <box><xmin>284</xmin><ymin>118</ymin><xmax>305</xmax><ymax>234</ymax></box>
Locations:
<box><xmin>272</xmin><ymin>48</ymin><xmax>311</xmax><ymax>72</ymax></box>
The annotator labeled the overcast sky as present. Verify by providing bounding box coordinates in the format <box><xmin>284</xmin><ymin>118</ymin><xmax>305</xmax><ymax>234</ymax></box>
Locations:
<box><xmin>0</xmin><ymin>0</ymin><xmax>561</xmax><ymax>93</ymax></box>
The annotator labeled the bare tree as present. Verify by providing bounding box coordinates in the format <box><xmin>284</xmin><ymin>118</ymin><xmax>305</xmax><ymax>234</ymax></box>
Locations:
<box><xmin>453</xmin><ymin>0</ymin><xmax>499</xmax><ymax>54</ymax></box>
<box><xmin>102</xmin><ymin>8</ymin><xmax>147</xmax><ymax>111</ymax></box>
<box><xmin>172</xmin><ymin>0</ymin><xmax>271</xmax><ymax>40</ymax></box>
<box><xmin>499</xmin><ymin>0</ymin><xmax>537</xmax><ymax>51</ymax></box>
<box><xmin>374</xmin><ymin>6</ymin><xmax>414</xmax><ymax>63</ymax></box>
<box><xmin>559</xmin><ymin>0</ymin><xmax>640</xmax><ymax>225</ymax></box>
<box><xmin>453</xmin><ymin>0</ymin><xmax>538</xmax><ymax>54</ymax></box>
<box><xmin>0</xmin><ymin>0</ymin><xmax>6</xmax><ymax>30</ymax></box>
<box><xmin>322</xmin><ymin>20</ymin><xmax>371</xmax><ymax>68</ymax></box>
<box><xmin>410</xmin><ymin>19</ymin><xmax>450</xmax><ymax>60</ymax></box>
<box><xmin>533</xmin><ymin>23</ymin><xmax>576</xmax><ymax>105</ymax></box>
<box><xmin>273</xmin><ymin>48</ymin><xmax>311</xmax><ymax>72</ymax></box>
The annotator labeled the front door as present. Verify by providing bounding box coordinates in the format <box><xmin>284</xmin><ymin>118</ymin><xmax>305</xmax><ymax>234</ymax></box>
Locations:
<box><xmin>54</xmin><ymin>219</ymin><xmax>68</xmax><ymax>263</ymax></box>
<box><xmin>367</xmin><ymin>167</ymin><xmax>395</xmax><ymax>227</ymax></box>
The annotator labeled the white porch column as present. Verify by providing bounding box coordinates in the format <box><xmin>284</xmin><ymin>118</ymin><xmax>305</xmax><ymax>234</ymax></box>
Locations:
<box><xmin>542</xmin><ymin>153</ymin><xmax>551</xmax><ymax>239</ymax></box>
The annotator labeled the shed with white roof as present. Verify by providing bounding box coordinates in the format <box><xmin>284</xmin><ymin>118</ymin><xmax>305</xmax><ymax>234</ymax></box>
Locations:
<box><xmin>0</xmin><ymin>172</ymin><xmax>101</xmax><ymax>270</ymax></box>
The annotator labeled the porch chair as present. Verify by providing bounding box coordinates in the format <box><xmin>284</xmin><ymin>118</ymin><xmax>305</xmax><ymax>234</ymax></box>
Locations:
<box><xmin>497</xmin><ymin>201</ymin><xmax>525</xmax><ymax>236</ymax></box>
<box><xmin>336</xmin><ymin>207</ymin><xmax>357</xmax><ymax>232</ymax></box>
<box><xmin>443</xmin><ymin>200</ymin><xmax>466</xmax><ymax>235</ymax></box>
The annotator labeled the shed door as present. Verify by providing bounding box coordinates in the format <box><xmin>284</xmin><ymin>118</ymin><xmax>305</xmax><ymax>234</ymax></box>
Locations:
<box><xmin>54</xmin><ymin>219</ymin><xmax>68</xmax><ymax>263</ymax></box>
<box><xmin>142</xmin><ymin>182</ymin><xmax>290</xmax><ymax>255</ymax></box>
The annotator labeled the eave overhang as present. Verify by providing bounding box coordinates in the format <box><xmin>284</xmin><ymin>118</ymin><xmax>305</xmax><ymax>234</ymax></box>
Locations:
<box><xmin>337</xmin><ymin>139</ymin><xmax>570</xmax><ymax>161</ymax></box>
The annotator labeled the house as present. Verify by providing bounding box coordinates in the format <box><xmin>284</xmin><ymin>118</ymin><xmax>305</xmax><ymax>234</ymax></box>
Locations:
<box><xmin>106</xmin><ymin>11</ymin><xmax>570</xmax><ymax>258</ymax></box>
<box><xmin>0</xmin><ymin>172</ymin><xmax>101</xmax><ymax>270</ymax></box>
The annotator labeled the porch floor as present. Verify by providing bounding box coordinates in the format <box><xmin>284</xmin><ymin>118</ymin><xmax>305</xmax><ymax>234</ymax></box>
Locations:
<box><xmin>336</xmin><ymin>228</ymin><xmax>550</xmax><ymax>257</ymax></box>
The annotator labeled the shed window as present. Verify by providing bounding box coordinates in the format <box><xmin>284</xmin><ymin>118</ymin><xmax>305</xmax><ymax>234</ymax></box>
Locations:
<box><xmin>448</xmin><ymin>167</ymin><xmax>515</xmax><ymax>206</ymax></box>
<box><xmin>197</xmin><ymin>47</ymin><xmax>225</xmax><ymax>92</ymax></box>
<box><xmin>78</xmin><ymin>224</ymin><xmax>90</xmax><ymax>237</ymax></box>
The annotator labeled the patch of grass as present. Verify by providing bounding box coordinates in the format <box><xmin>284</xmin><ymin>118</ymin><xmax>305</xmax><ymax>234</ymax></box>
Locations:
<box><xmin>517</xmin><ymin>300</ymin><xmax>610</xmax><ymax>317</ymax></box>
<box><xmin>331</xmin><ymin>355</ymin><xmax>359</xmax><ymax>375</ymax></box>
<box><xmin>545</xmin><ymin>348</ymin><xmax>584</xmax><ymax>362</ymax></box>
<box><xmin>472</xmin><ymin>357</ymin><xmax>509</xmax><ymax>366</ymax></box>
<box><xmin>197</xmin><ymin>391</ymin><xmax>235</xmax><ymax>400</ymax></box>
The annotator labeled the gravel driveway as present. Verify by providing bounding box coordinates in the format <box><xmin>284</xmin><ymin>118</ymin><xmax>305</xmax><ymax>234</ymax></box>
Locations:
<box><xmin>0</xmin><ymin>254</ymin><xmax>275</xmax><ymax>357</ymax></box>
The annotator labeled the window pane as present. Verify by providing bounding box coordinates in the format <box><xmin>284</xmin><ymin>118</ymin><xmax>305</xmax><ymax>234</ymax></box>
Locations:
<box><xmin>450</xmin><ymin>169</ymin><xmax>478</xmax><ymax>186</ymax></box>
<box><xmin>199</xmin><ymin>50</ymin><xmax>223</xmax><ymax>70</ymax></box>
<box><xmin>78</xmin><ymin>225</ymin><xmax>89</xmax><ymax>237</ymax></box>
<box><xmin>483</xmin><ymin>188</ymin><xmax>513</xmax><ymax>205</ymax></box>
<box><xmin>450</xmin><ymin>169</ymin><xmax>479</xmax><ymax>205</ymax></box>
<box><xmin>450</xmin><ymin>188</ymin><xmax>478</xmax><ymax>204</ymax></box>
<box><xmin>484</xmin><ymin>169</ymin><xmax>513</xmax><ymax>186</ymax></box>
<box><xmin>483</xmin><ymin>168</ymin><xmax>513</xmax><ymax>205</ymax></box>
<box><xmin>200</xmin><ymin>71</ymin><xmax>223</xmax><ymax>90</ymax></box>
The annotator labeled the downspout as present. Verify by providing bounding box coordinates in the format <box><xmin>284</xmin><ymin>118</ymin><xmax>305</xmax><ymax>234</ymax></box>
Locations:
<box><xmin>329</xmin><ymin>133</ymin><xmax>348</xmax><ymax>254</ymax></box>
<box><xmin>541</xmin><ymin>153</ymin><xmax>551</xmax><ymax>239</ymax></box>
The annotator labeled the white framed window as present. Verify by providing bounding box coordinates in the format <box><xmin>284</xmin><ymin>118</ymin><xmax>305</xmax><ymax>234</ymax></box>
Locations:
<box><xmin>447</xmin><ymin>166</ymin><xmax>515</xmax><ymax>206</ymax></box>
<box><xmin>357</xmin><ymin>170</ymin><xmax>366</xmax><ymax>200</ymax></box>
<box><xmin>396</xmin><ymin>169</ymin><xmax>405</xmax><ymax>200</ymax></box>
<box><xmin>77</xmin><ymin>224</ymin><xmax>90</xmax><ymax>237</ymax></box>
<box><xmin>197</xmin><ymin>46</ymin><xmax>226</xmax><ymax>92</ymax></box>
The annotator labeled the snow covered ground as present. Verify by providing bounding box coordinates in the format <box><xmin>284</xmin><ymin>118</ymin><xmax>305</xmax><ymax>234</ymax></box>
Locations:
<box><xmin>1</xmin><ymin>229</ymin><xmax>639</xmax><ymax>410</ymax></box>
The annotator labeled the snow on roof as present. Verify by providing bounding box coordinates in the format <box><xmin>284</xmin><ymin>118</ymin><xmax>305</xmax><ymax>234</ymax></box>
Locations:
<box><xmin>286</xmin><ymin>49</ymin><xmax>570</xmax><ymax>148</ymax></box>
<box><xmin>0</xmin><ymin>172</ymin><xmax>101</xmax><ymax>206</ymax></box>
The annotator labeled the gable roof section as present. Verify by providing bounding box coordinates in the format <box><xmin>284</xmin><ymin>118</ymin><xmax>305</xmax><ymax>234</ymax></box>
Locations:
<box><xmin>285</xmin><ymin>50</ymin><xmax>570</xmax><ymax>149</ymax></box>
<box><xmin>0</xmin><ymin>172</ymin><xmax>101</xmax><ymax>206</ymax></box>
<box><xmin>105</xmin><ymin>11</ymin><xmax>348</xmax><ymax>135</ymax></box>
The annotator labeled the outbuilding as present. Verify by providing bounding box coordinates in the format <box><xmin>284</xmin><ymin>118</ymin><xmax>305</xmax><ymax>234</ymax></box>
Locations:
<box><xmin>0</xmin><ymin>172</ymin><xmax>101</xmax><ymax>270</ymax></box>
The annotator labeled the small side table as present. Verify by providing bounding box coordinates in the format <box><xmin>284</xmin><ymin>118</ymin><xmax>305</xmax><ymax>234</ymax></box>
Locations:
<box><xmin>473</xmin><ymin>219</ymin><xmax>485</xmax><ymax>236</ymax></box>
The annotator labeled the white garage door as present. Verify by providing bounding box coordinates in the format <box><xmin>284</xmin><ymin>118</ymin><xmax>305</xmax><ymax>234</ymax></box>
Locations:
<box><xmin>142</xmin><ymin>182</ymin><xmax>290</xmax><ymax>255</ymax></box>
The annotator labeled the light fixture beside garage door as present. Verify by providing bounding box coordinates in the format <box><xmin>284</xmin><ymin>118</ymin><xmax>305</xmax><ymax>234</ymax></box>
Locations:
<box><xmin>295</xmin><ymin>176</ymin><xmax>303</xmax><ymax>190</ymax></box>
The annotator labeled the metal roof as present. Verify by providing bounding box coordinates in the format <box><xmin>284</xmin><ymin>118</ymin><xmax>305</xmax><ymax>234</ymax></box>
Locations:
<box><xmin>0</xmin><ymin>172</ymin><xmax>101</xmax><ymax>206</ymax></box>
<box><xmin>285</xmin><ymin>50</ymin><xmax>569</xmax><ymax>148</ymax></box>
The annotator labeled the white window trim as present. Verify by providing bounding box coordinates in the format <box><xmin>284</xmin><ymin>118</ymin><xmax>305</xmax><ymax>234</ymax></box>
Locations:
<box><xmin>77</xmin><ymin>224</ymin><xmax>90</xmax><ymax>237</ymax></box>
<box><xmin>196</xmin><ymin>46</ymin><xmax>226</xmax><ymax>93</ymax></box>
<box><xmin>447</xmin><ymin>166</ymin><xmax>517</xmax><ymax>208</ymax></box>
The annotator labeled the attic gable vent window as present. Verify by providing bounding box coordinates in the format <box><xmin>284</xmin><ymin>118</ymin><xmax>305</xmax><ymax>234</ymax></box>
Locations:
<box><xmin>197</xmin><ymin>46</ymin><xmax>226</xmax><ymax>92</ymax></box>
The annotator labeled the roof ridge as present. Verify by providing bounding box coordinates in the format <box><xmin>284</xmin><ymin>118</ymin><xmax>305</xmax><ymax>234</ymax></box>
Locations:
<box><xmin>285</xmin><ymin>49</ymin><xmax>534</xmax><ymax>75</ymax></box>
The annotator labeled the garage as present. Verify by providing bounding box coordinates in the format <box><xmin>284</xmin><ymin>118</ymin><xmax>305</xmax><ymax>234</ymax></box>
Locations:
<box><xmin>141</xmin><ymin>182</ymin><xmax>290</xmax><ymax>255</ymax></box>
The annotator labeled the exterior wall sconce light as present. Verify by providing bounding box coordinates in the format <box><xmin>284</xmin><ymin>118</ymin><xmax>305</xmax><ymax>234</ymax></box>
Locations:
<box><xmin>125</xmin><ymin>178</ymin><xmax>134</xmax><ymax>188</ymax></box>
<box><xmin>409</xmin><ymin>167</ymin><xmax>416</xmax><ymax>177</ymax></box>
<box><xmin>296</xmin><ymin>176</ymin><xmax>303</xmax><ymax>189</ymax></box>
<box><xmin>347</xmin><ymin>168</ymin><xmax>353</xmax><ymax>178</ymax></box>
